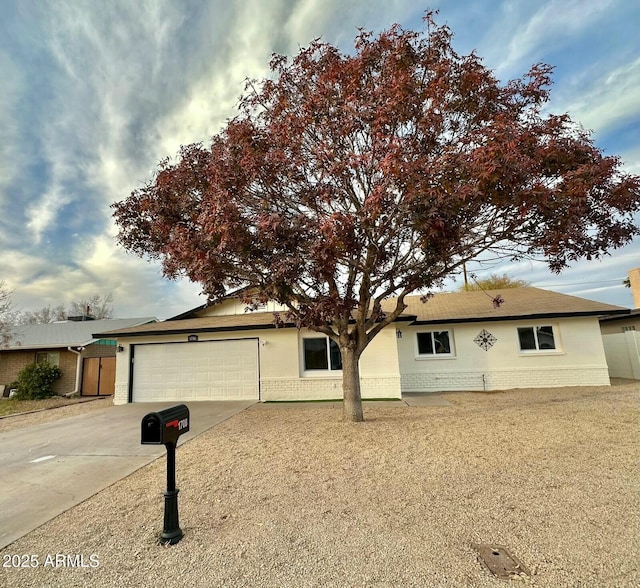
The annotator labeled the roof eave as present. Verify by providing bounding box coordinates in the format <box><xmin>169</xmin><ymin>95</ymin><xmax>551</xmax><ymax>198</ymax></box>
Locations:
<box><xmin>1</xmin><ymin>342</ymin><xmax>91</xmax><ymax>351</ymax></box>
<box><xmin>410</xmin><ymin>309</ymin><xmax>630</xmax><ymax>325</ymax></box>
<box><xmin>166</xmin><ymin>304</ymin><xmax>209</xmax><ymax>321</ymax></box>
<box><xmin>95</xmin><ymin>313</ymin><xmax>414</xmax><ymax>338</ymax></box>
<box><xmin>598</xmin><ymin>309</ymin><xmax>637</xmax><ymax>323</ymax></box>
<box><xmin>94</xmin><ymin>322</ymin><xmax>298</xmax><ymax>338</ymax></box>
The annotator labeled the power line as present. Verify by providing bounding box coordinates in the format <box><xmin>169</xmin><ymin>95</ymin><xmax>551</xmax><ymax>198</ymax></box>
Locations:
<box><xmin>534</xmin><ymin>278</ymin><xmax>626</xmax><ymax>287</ymax></box>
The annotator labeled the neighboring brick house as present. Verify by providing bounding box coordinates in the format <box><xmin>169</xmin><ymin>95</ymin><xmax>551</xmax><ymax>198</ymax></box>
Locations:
<box><xmin>0</xmin><ymin>317</ymin><xmax>156</xmax><ymax>397</ymax></box>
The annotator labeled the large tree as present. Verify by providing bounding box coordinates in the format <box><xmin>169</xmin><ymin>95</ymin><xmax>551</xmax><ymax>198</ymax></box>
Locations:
<box><xmin>113</xmin><ymin>13</ymin><xmax>640</xmax><ymax>422</ymax></box>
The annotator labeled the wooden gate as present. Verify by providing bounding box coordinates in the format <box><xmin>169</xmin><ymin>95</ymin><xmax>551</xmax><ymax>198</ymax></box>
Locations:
<box><xmin>81</xmin><ymin>357</ymin><xmax>116</xmax><ymax>396</ymax></box>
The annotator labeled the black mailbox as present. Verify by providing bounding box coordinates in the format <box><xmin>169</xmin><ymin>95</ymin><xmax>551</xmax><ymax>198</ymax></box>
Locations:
<box><xmin>141</xmin><ymin>404</ymin><xmax>189</xmax><ymax>445</ymax></box>
<box><xmin>141</xmin><ymin>404</ymin><xmax>190</xmax><ymax>544</ymax></box>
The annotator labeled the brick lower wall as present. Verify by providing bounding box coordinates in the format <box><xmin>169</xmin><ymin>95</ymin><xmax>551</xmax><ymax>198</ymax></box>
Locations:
<box><xmin>260</xmin><ymin>376</ymin><xmax>402</xmax><ymax>401</ymax></box>
<box><xmin>114</xmin><ymin>377</ymin><xmax>402</xmax><ymax>404</ymax></box>
<box><xmin>82</xmin><ymin>344</ymin><xmax>117</xmax><ymax>359</ymax></box>
<box><xmin>114</xmin><ymin>364</ymin><xmax>610</xmax><ymax>404</ymax></box>
<box><xmin>114</xmin><ymin>383</ymin><xmax>128</xmax><ymax>405</ymax></box>
<box><xmin>400</xmin><ymin>366</ymin><xmax>611</xmax><ymax>392</ymax></box>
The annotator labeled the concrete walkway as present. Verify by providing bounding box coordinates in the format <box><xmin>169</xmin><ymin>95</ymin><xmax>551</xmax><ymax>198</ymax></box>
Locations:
<box><xmin>0</xmin><ymin>400</ymin><xmax>254</xmax><ymax>549</ymax></box>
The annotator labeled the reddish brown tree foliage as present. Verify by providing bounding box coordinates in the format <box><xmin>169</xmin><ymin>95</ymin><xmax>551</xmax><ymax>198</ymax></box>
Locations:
<box><xmin>113</xmin><ymin>13</ymin><xmax>640</xmax><ymax>421</ymax></box>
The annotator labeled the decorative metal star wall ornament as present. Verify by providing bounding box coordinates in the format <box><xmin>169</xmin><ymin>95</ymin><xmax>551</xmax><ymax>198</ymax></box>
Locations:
<box><xmin>474</xmin><ymin>329</ymin><xmax>497</xmax><ymax>351</ymax></box>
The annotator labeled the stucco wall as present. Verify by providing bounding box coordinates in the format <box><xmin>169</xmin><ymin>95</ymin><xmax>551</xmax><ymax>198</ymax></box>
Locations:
<box><xmin>260</xmin><ymin>326</ymin><xmax>401</xmax><ymax>401</ymax></box>
<box><xmin>202</xmin><ymin>299</ymin><xmax>289</xmax><ymax>316</ymax></box>
<box><xmin>396</xmin><ymin>316</ymin><xmax>610</xmax><ymax>392</ymax></box>
<box><xmin>113</xmin><ymin>325</ymin><xmax>401</xmax><ymax>404</ymax></box>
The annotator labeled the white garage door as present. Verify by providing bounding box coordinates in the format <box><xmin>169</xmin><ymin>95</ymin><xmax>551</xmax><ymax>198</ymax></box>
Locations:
<box><xmin>132</xmin><ymin>339</ymin><xmax>259</xmax><ymax>402</ymax></box>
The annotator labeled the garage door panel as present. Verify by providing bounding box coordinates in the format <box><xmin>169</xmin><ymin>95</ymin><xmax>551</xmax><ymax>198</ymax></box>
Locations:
<box><xmin>133</xmin><ymin>339</ymin><xmax>259</xmax><ymax>402</ymax></box>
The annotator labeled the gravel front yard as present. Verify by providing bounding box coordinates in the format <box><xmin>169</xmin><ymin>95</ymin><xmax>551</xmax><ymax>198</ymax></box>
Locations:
<box><xmin>1</xmin><ymin>380</ymin><xmax>638</xmax><ymax>587</ymax></box>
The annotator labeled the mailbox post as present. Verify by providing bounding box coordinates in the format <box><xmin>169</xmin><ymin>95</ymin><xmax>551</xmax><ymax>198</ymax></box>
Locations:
<box><xmin>141</xmin><ymin>404</ymin><xmax>190</xmax><ymax>545</ymax></box>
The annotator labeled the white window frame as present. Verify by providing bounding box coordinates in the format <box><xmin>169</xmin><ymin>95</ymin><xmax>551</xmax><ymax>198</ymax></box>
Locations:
<box><xmin>517</xmin><ymin>325</ymin><xmax>560</xmax><ymax>353</ymax></box>
<box><xmin>414</xmin><ymin>330</ymin><xmax>455</xmax><ymax>359</ymax></box>
<box><xmin>300</xmin><ymin>336</ymin><xmax>343</xmax><ymax>376</ymax></box>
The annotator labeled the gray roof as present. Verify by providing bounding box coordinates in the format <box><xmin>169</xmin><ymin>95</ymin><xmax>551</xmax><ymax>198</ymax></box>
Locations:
<box><xmin>2</xmin><ymin>318</ymin><xmax>157</xmax><ymax>350</ymax></box>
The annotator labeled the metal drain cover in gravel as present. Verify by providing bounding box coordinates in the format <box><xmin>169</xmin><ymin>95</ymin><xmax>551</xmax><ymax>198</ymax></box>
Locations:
<box><xmin>472</xmin><ymin>543</ymin><xmax>530</xmax><ymax>579</ymax></box>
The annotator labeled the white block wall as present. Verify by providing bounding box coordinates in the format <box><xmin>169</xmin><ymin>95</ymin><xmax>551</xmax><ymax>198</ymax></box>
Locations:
<box><xmin>603</xmin><ymin>331</ymin><xmax>640</xmax><ymax>380</ymax></box>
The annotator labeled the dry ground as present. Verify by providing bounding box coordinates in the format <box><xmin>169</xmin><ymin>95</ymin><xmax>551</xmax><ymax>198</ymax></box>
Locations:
<box><xmin>0</xmin><ymin>395</ymin><xmax>111</xmax><ymax>429</ymax></box>
<box><xmin>1</xmin><ymin>380</ymin><xmax>638</xmax><ymax>587</ymax></box>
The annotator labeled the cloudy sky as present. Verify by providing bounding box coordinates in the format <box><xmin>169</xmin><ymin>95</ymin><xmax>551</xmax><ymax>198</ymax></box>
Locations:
<box><xmin>1</xmin><ymin>0</ymin><xmax>638</xmax><ymax>320</ymax></box>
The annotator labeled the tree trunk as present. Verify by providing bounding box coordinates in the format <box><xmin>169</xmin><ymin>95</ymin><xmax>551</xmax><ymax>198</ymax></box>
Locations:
<box><xmin>341</xmin><ymin>346</ymin><xmax>364</xmax><ymax>422</ymax></box>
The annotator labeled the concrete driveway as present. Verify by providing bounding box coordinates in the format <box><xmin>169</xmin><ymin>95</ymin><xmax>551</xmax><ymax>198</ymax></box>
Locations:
<box><xmin>0</xmin><ymin>400</ymin><xmax>254</xmax><ymax>549</ymax></box>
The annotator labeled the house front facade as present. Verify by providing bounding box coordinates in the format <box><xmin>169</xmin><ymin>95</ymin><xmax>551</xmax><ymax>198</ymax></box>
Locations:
<box><xmin>97</xmin><ymin>288</ymin><xmax>627</xmax><ymax>405</ymax></box>
<box><xmin>99</xmin><ymin>297</ymin><xmax>402</xmax><ymax>405</ymax></box>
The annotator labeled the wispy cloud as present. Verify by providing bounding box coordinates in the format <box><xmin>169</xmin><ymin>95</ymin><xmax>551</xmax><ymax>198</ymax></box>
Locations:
<box><xmin>284</xmin><ymin>0</ymin><xmax>422</xmax><ymax>49</ymax></box>
<box><xmin>485</xmin><ymin>0</ymin><xmax>618</xmax><ymax>77</ymax></box>
<box><xmin>0</xmin><ymin>51</ymin><xmax>25</xmax><ymax>216</ymax></box>
<box><xmin>17</xmin><ymin>1</ymin><xmax>192</xmax><ymax>243</ymax></box>
<box><xmin>555</xmin><ymin>58</ymin><xmax>640</xmax><ymax>137</ymax></box>
<box><xmin>1</xmin><ymin>0</ymin><xmax>637</xmax><ymax>315</ymax></box>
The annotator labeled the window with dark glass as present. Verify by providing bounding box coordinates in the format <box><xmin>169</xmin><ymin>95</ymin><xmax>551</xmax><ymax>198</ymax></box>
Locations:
<box><xmin>517</xmin><ymin>326</ymin><xmax>556</xmax><ymax>351</ymax></box>
<box><xmin>417</xmin><ymin>331</ymin><xmax>451</xmax><ymax>355</ymax></box>
<box><xmin>303</xmin><ymin>337</ymin><xmax>342</xmax><ymax>370</ymax></box>
<box><xmin>36</xmin><ymin>351</ymin><xmax>60</xmax><ymax>367</ymax></box>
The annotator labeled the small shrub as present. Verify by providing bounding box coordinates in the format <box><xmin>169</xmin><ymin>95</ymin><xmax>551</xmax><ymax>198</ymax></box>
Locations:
<box><xmin>14</xmin><ymin>363</ymin><xmax>62</xmax><ymax>400</ymax></box>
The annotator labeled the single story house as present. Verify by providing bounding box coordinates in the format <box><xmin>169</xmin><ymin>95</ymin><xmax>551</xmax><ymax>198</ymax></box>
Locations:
<box><xmin>95</xmin><ymin>288</ymin><xmax>628</xmax><ymax>404</ymax></box>
<box><xmin>0</xmin><ymin>317</ymin><xmax>156</xmax><ymax>397</ymax></box>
